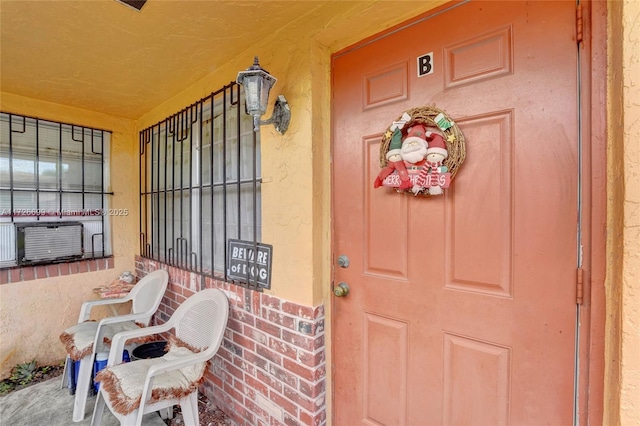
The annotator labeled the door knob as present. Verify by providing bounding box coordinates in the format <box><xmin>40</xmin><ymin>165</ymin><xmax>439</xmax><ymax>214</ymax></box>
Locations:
<box><xmin>333</xmin><ymin>282</ymin><xmax>350</xmax><ymax>297</ymax></box>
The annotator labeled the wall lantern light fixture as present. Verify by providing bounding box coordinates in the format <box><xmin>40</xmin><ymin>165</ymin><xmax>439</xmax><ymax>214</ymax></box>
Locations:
<box><xmin>236</xmin><ymin>56</ymin><xmax>290</xmax><ymax>135</ymax></box>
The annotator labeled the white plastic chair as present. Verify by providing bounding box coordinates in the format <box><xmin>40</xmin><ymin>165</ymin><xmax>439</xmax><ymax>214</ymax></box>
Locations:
<box><xmin>59</xmin><ymin>269</ymin><xmax>169</xmax><ymax>422</ymax></box>
<box><xmin>90</xmin><ymin>288</ymin><xmax>229</xmax><ymax>426</ymax></box>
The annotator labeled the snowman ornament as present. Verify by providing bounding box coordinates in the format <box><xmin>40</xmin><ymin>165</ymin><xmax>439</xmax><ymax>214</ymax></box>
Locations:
<box><xmin>412</xmin><ymin>131</ymin><xmax>448</xmax><ymax>195</ymax></box>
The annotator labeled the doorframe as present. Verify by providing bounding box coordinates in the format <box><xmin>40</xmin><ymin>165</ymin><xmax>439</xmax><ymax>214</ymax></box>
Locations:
<box><xmin>326</xmin><ymin>1</ymin><xmax>609</xmax><ymax>425</ymax></box>
<box><xmin>578</xmin><ymin>1</ymin><xmax>607</xmax><ymax>425</ymax></box>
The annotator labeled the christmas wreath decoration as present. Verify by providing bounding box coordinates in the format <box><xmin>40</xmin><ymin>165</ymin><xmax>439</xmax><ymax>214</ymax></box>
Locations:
<box><xmin>375</xmin><ymin>105</ymin><xmax>466</xmax><ymax>196</ymax></box>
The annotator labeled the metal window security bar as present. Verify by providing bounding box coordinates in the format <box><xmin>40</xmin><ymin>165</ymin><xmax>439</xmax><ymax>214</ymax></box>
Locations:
<box><xmin>0</xmin><ymin>113</ymin><xmax>113</xmax><ymax>267</ymax></box>
<box><xmin>139</xmin><ymin>82</ymin><xmax>262</xmax><ymax>290</ymax></box>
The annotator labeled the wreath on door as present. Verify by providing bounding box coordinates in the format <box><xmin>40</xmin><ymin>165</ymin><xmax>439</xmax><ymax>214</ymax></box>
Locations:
<box><xmin>374</xmin><ymin>105</ymin><xmax>466</xmax><ymax>196</ymax></box>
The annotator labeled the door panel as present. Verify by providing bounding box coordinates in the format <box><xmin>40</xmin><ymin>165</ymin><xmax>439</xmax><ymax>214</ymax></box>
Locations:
<box><xmin>446</xmin><ymin>112</ymin><xmax>513</xmax><ymax>296</ymax></box>
<box><xmin>363</xmin><ymin>313</ymin><xmax>409</xmax><ymax>425</ymax></box>
<box><xmin>332</xmin><ymin>1</ymin><xmax>580</xmax><ymax>425</ymax></box>
<box><xmin>442</xmin><ymin>333</ymin><xmax>511</xmax><ymax>425</ymax></box>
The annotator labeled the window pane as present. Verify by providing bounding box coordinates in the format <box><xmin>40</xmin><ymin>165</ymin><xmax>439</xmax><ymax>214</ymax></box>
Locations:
<box><xmin>0</xmin><ymin>190</ymin><xmax>10</xmax><ymax>213</ymax></box>
<box><xmin>83</xmin><ymin>219</ymin><xmax>104</xmax><ymax>257</ymax></box>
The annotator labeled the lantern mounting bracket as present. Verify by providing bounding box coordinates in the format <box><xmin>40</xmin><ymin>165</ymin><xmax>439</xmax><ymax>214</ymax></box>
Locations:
<box><xmin>255</xmin><ymin>95</ymin><xmax>290</xmax><ymax>134</ymax></box>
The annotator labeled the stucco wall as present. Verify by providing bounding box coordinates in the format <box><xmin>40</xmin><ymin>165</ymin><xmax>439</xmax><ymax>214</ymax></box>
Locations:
<box><xmin>0</xmin><ymin>93</ymin><xmax>138</xmax><ymax>378</ymax></box>
<box><xmin>605</xmin><ymin>1</ymin><xmax>624</xmax><ymax>423</ymax></box>
<box><xmin>605</xmin><ymin>1</ymin><xmax>640</xmax><ymax>424</ymax></box>
<box><xmin>619</xmin><ymin>1</ymin><xmax>640</xmax><ymax>424</ymax></box>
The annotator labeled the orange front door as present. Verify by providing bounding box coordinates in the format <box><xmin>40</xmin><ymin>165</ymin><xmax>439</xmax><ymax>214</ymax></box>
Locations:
<box><xmin>332</xmin><ymin>1</ymin><xmax>583</xmax><ymax>424</ymax></box>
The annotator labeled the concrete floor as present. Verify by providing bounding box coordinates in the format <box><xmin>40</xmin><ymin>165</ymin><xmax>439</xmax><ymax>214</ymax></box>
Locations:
<box><xmin>0</xmin><ymin>377</ymin><xmax>165</xmax><ymax>426</ymax></box>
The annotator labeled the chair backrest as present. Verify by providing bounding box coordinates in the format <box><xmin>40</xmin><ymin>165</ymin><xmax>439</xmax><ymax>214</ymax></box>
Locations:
<box><xmin>127</xmin><ymin>269</ymin><xmax>169</xmax><ymax>325</ymax></box>
<box><xmin>168</xmin><ymin>289</ymin><xmax>229</xmax><ymax>357</ymax></box>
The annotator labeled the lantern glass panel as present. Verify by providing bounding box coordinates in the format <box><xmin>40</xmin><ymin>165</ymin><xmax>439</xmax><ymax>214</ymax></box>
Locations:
<box><xmin>258</xmin><ymin>78</ymin><xmax>272</xmax><ymax>116</ymax></box>
<box><xmin>243</xmin><ymin>76</ymin><xmax>262</xmax><ymax>116</ymax></box>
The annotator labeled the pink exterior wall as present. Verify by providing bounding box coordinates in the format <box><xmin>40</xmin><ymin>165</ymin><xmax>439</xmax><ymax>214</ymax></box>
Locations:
<box><xmin>136</xmin><ymin>256</ymin><xmax>326</xmax><ymax>426</ymax></box>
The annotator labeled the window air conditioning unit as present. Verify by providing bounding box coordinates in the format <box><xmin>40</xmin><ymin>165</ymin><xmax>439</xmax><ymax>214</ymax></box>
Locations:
<box><xmin>16</xmin><ymin>222</ymin><xmax>84</xmax><ymax>266</ymax></box>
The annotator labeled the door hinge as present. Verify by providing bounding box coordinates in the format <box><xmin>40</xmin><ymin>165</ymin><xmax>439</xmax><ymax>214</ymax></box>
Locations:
<box><xmin>576</xmin><ymin>267</ymin><xmax>584</xmax><ymax>305</ymax></box>
<box><xmin>576</xmin><ymin>3</ymin><xmax>584</xmax><ymax>45</ymax></box>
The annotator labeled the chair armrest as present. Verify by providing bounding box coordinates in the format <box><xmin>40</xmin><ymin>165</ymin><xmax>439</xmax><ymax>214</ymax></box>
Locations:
<box><xmin>137</xmin><ymin>352</ymin><xmax>211</xmax><ymax>420</ymax></box>
<box><xmin>77</xmin><ymin>297</ymin><xmax>129</xmax><ymax>322</ymax></box>
<box><xmin>146</xmin><ymin>352</ymin><xmax>210</xmax><ymax>379</ymax></box>
<box><xmin>91</xmin><ymin>312</ymin><xmax>157</xmax><ymax>357</ymax></box>
<box><xmin>97</xmin><ymin>312</ymin><xmax>152</xmax><ymax>327</ymax></box>
<box><xmin>106</xmin><ymin>322</ymin><xmax>173</xmax><ymax>366</ymax></box>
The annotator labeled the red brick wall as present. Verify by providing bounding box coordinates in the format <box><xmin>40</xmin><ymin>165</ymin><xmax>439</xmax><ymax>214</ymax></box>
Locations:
<box><xmin>136</xmin><ymin>256</ymin><xmax>327</xmax><ymax>426</ymax></box>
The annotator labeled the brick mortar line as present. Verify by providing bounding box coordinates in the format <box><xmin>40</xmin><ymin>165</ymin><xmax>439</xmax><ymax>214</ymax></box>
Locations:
<box><xmin>226</xmin><ymin>345</ymin><xmax>326</xmax><ymax>393</ymax></box>
<box><xmin>235</xmin><ymin>306</ymin><xmax>325</xmax><ymax>328</ymax></box>
<box><xmin>279</xmin><ymin>374</ymin><xmax>328</xmax><ymax>403</ymax></box>
<box><xmin>241</xmin><ymin>397</ymin><xmax>285</xmax><ymax>425</ymax></box>
<box><xmin>259</xmin><ymin>303</ymin><xmax>325</xmax><ymax>323</ymax></box>
<box><xmin>230</xmin><ymin>344</ymin><xmax>324</xmax><ymax>384</ymax></box>
<box><xmin>224</xmin><ymin>351</ymin><xmax>327</xmax><ymax>392</ymax></box>
<box><xmin>223</xmin><ymin>318</ymin><xmax>326</xmax><ymax>380</ymax></box>
<box><xmin>233</xmin><ymin>324</ymin><xmax>326</xmax><ymax>359</ymax></box>
<box><xmin>296</xmin><ymin>392</ymin><xmax>329</xmax><ymax>418</ymax></box>
<box><xmin>230</xmin><ymin>321</ymin><xmax>326</xmax><ymax>355</ymax></box>
<box><xmin>230</xmin><ymin>357</ymin><xmax>328</xmax><ymax>403</ymax></box>
<box><xmin>212</xmin><ymin>364</ymin><xmax>326</xmax><ymax>424</ymax></box>
<box><xmin>226</xmin><ymin>361</ymin><xmax>326</xmax><ymax>400</ymax></box>
<box><xmin>237</xmin><ymin>389</ymin><xmax>283</xmax><ymax>423</ymax></box>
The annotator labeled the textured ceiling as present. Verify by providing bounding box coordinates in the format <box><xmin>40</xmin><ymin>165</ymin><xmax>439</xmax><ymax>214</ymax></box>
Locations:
<box><xmin>0</xmin><ymin>0</ymin><xmax>376</xmax><ymax>119</ymax></box>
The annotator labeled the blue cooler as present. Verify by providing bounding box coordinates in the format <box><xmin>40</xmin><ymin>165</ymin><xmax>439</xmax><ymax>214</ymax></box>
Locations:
<box><xmin>92</xmin><ymin>351</ymin><xmax>130</xmax><ymax>393</ymax></box>
<box><xmin>93</xmin><ymin>352</ymin><xmax>108</xmax><ymax>393</ymax></box>
<box><xmin>66</xmin><ymin>358</ymin><xmax>78</xmax><ymax>395</ymax></box>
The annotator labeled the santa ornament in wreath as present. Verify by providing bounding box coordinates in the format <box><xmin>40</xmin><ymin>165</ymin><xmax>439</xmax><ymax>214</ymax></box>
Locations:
<box><xmin>374</xmin><ymin>105</ymin><xmax>466</xmax><ymax>196</ymax></box>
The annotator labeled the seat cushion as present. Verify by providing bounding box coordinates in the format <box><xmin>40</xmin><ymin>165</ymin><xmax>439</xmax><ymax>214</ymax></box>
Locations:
<box><xmin>95</xmin><ymin>347</ymin><xmax>207</xmax><ymax>415</ymax></box>
<box><xmin>59</xmin><ymin>321</ymin><xmax>145</xmax><ymax>360</ymax></box>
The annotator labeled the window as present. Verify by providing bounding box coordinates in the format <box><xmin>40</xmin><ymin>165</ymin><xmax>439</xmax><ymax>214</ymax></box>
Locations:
<box><xmin>0</xmin><ymin>113</ymin><xmax>112</xmax><ymax>268</ymax></box>
<box><xmin>139</xmin><ymin>82</ymin><xmax>261</xmax><ymax>285</ymax></box>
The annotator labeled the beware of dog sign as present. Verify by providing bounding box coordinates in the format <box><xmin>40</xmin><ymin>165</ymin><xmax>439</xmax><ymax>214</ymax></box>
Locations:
<box><xmin>227</xmin><ymin>239</ymin><xmax>273</xmax><ymax>289</ymax></box>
